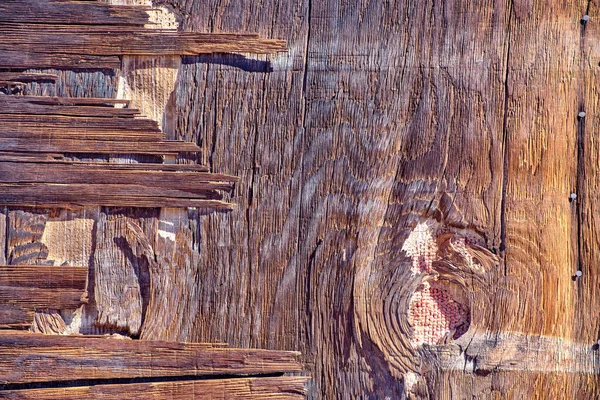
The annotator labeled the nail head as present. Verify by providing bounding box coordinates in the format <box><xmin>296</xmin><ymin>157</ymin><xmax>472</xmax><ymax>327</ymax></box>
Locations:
<box><xmin>576</xmin><ymin>270</ymin><xmax>583</xmax><ymax>277</ymax></box>
<box><xmin>582</xmin><ymin>15</ymin><xmax>590</xmax><ymax>22</ymax></box>
<box><xmin>570</xmin><ymin>193</ymin><xmax>577</xmax><ymax>200</ymax></box>
<box><xmin>579</xmin><ymin>111</ymin><xmax>587</xmax><ymax>118</ymax></box>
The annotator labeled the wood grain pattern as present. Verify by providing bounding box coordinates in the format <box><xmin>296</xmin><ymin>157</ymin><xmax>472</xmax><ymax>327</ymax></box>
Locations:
<box><xmin>0</xmin><ymin>0</ymin><xmax>152</xmax><ymax>26</ymax></box>
<box><xmin>4</xmin><ymin>0</ymin><xmax>600</xmax><ymax>398</ymax></box>
<box><xmin>0</xmin><ymin>28</ymin><xmax>287</xmax><ymax>57</ymax></box>
<box><xmin>0</xmin><ymin>377</ymin><xmax>309</xmax><ymax>400</ymax></box>
<box><xmin>0</xmin><ymin>331</ymin><xmax>303</xmax><ymax>384</ymax></box>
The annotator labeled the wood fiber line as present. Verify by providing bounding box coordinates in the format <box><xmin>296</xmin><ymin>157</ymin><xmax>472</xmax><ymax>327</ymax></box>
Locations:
<box><xmin>0</xmin><ymin>377</ymin><xmax>310</xmax><ymax>400</ymax></box>
<box><xmin>0</xmin><ymin>331</ymin><xmax>303</xmax><ymax>384</ymax></box>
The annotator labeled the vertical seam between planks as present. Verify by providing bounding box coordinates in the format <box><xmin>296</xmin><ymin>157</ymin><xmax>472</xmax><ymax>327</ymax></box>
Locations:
<box><xmin>298</xmin><ymin>0</ymin><xmax>312</xmax><ymax>349</ymax></box>
<box><xmin>3</xmin><ymin>207</ymin><xmax>7</xmax><ymax>264</ymax></box>
<box><xmin>499</xmin><ymin>0</ymin><xmax>514</xmax><ymax>276</ymax></box>
<box><xmin>575</xmin><ymin>0</ymin><xmax>592</xmax><ymax>290</ymax></box>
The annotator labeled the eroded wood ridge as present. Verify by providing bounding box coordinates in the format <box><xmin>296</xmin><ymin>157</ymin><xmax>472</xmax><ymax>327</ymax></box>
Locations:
<box><xmin>0</xmin><ymin>265</ymin><xmax>87</xmax><ymax>328</ymax></box>
<box><xmin>0</xmin><ymin>331</ymin><xmax>303</xmax><ymax>385</ymax></box>
<box><xmin>0</xmin><ymin>377</ymin><xmax>309</xmax><ymax>400</ymax></box>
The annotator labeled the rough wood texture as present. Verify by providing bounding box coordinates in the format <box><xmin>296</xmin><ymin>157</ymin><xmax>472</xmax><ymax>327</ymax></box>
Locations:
<box><xmin>0</xmin><ymin>377</ymin><xmax>309</xmax><ymax>400</ymax></box>
<box><xmin>0</xmin><ymin>27</ymin><xmax>287</xmax><ymax>56</ymax></box>
<box><xmin>0</xmin><ymin>0</ymin><xmax>285</xmax><ymax>71</ymax></box>
<box><xmin>0</xmin><ymin>265</ymin><xmax>87</xmax><ymax>327</ymax></box>
<box><xmin>0</xmin><ymin>332</ymin><xmax>302</xmax><ymax>384</ymax></box>
<box><xmin>162</xmin><ymin>0</ymin><xmax>600</xmax><ymax>398</ymax></box>
<box><xmin>5</xmin><ymin>0</ymin><xmax>600</xmax><ymax>398</ymax></box>
<box><xmin>0</xmin><ymin>94</ymin><xmax>237</xmax><ymax>208</ymax></box>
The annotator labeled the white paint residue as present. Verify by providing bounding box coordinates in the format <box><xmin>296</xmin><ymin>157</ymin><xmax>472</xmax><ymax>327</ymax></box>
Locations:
<box><xmin>404</xmin><ymin>372</ymin><xmax>418</xmax><ymax>394</ymax></box>
<box><xmin>158</xmin><ymin>219</ymin><xmax>176</xmax><ymax>241</ymax></box>
<box><xmin>401</xmin><ymin>220</ymin><xmax>439</xmax><ymax>274</ymax></box>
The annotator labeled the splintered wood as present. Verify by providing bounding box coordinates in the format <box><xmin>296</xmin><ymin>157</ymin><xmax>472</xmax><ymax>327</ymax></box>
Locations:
<box><xmin>0</xmin><ymin>0</ymin><xmax>286</xmax><ymax>69</ymax></box>
<box><xmin>0</xmin><ymin>96</ymin><xmax>236</xmax><ymax>209</ymax></box>
<box><xmin>0</xmin><ymin>332</ymin><xmax>307</xmax><ymax>399</ymax></box>
<box><xmin>0</xmin><ymin>377</ymin><xmax>309</xmax><ymax>400</ymax></box>
<box><xmin>0</xmin><ymin>1</ymin><xmax>305</xmax><ymax>398</ymax></box>
<box><xmin>0</xmin><ymin>265</ymin><xmax>87</xmax><ymax>328</ymax></box>
<box><xmin>0</xmin><ymin>0</ymin><xmax>286</xmax><ymax>209</ymax></box>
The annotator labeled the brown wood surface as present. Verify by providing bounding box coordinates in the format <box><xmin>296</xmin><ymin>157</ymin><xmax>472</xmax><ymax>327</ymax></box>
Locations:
<box><xmin>0</xmin><ymin>331</ymin><xmax>302</xmax><ymax>384</ymax></box>
<box><xmin>2</xmin><ymin>0</ymin><xmax>600</xmax><ymax>398</ymax></box>
<box><xmin>0</xmin><ymin>377</ymin><xmax>309</xmax><ymax>400</ymax></box>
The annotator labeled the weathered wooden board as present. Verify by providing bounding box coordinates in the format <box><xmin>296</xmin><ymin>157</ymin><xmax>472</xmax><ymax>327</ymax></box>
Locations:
<box><xmin>0</xmin><ymin>28</ymin><xmax>287</xmax><ymax>56</ymax></box>
<box><xmin>0</xmin><ymin>0</ymin><xmax>152</xmax><ymax>26</ymax></box>
<box><xmin>0</xmin><ymin>377</ymin><xmax>309</xmax><ymax>400</ymax></box>
<box><xmin>4</xmin><ymin>0</ymin><xmax>600</xmax><ymax>398</ymax></box>
<box><xmin>0</xmin><ymin>265</ymin><xmax>87</xmax><ymax>327</ymax></box>
<box><xmin>0</xmin><ymin>185</ymin><xmax>231</xmax><ymax>209</ymax></box>
<box><xmin>0</xmin><ymin>162</ymin><xmax>235</xmax><ymax>190</ymax></box>
<box><xmin>164</xmin><ymin>0</ymin><xmax>600</xmax><ymax>398</ymax></box>
<box><xmin>0</xmin><ymin>332</ymin><xmax>302</xmax><ymax>384</ymax></box>
<box><xmin>0</xmin><ymin>51</ymin><xmax>122</xmax><ymax>70</ymax></box>
<box><xmin>0</xmin><ymin>138</ymin><xmax>200</xmax><ymax>155</ymax></box>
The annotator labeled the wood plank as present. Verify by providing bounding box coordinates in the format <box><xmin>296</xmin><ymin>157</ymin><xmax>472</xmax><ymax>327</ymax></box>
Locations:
<box><xmin>0</xmin><ymin>0</ymin><xmax>151</xmax><ymax>26</ymax></box>
<box><xmin>0</xmin><ymin>73</ymin><xmax>58</xmax><ymax>85</ymax></box>
<box><xmin>0</xmin><ymin>162</ymin><xmax>235</xmax><ymax>189</ymax></box>
<box><xmin>0</xmin><ymin>376</ymin><xmax>309</xmax><ymax>399</ymax></box>
<box><xmin>0</xmin><ymin>158</ymin><xmax>211</xmax><ymax>172</ymax></box>
<box><xmin>576</xmin><ymin>0</ymin><xmax>600</xmax><ymax>356</ymax></box>
<box><xmin>0</xmin><ymin>332</ymin><xmax>303</xmax><ymax>384</ymax></box>
<box><xmin>0</xmin><ymin>50</ymin><xmax>121</xmax><ymax>70</ymax></box>
<box><xmin>0</xmin><ymin>183</ymin><xmax>230</xmax><ymax>209</ymax></box>
<box><xmin>0</xmin><ymin>98</ymin><xmax>140</xmax><ymax>118</ymax></box>
<box><xmin>1</xmin><ymin>96</ymin><xmax>130</xmax><ymax>107</ymax></box>
<box><xmin>500</xmin><ymin>1</ymin><xmax>581</xmax><ymax>340</ymax></box>
<box><xmin>0</xmin><ymin>265</ymin><xmax>87</xmax><ymax>289</ymax></box>
<box><xmin>0</xmin><ymin>114</ymin><xmax>159</xmax><ymax>131</ymax></box>
<box><xmin>0</xmin><ymin>28</ymin><xmax>287</xmax><ymax>57</ymax></box>
<box><xmin>0</xmin><ymin>138</ymin><xmax>201</xmax><ymax>155</ymax></box>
